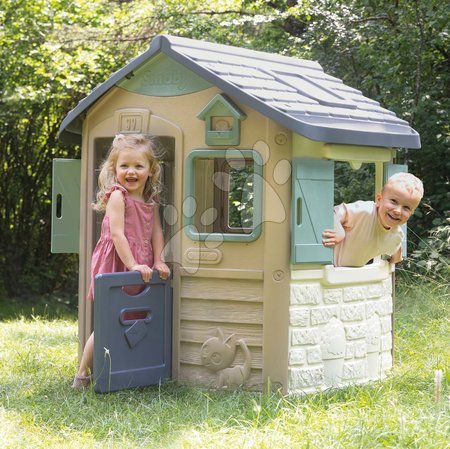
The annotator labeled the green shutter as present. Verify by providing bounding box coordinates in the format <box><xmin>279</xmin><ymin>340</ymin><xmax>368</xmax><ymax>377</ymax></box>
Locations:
<box><xmin>51</xmin><ymin>159</ymin><xmax>81</xmax><ymax>253</ymax></box>
<box><xmin>383</xmin><ymin>163</ymin><xmax>408</xmax><ymax>258</ymax></box>
<box><xmin>291</xmin><ymin>159</ymin><xmax>334</xmax><ymax>264</ymax></box>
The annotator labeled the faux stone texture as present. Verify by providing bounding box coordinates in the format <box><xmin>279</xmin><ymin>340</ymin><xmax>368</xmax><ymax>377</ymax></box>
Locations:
<box><xmin>341</xmin><ymin>303</ymin><xmax>366</xmax><ymax>321</ymax></box>
<box><xmin>289</xmin><ymin>307</ymin><xmax>310</xmax><ymax>327</ymax></box>
<box><xmin>290</xmin><ymin>283</ymin><xmax>322</xmax><ymax>305</ymax></box>
<box><xmin>288</xmin><ymin>277</ymin><xmax>393</xmax><ymax>393</ymax></box>
<box><xmin>307</xmin><ymin>347</ymin><xmax>323</xmax><ymax>364</ymax></box>
<box><xmin>289</xmin><ymin>367</ymin><xmax>324</xmax><ymax>388</ymax></box>
<box><xmin>323</xmin><ymin>288</ymin><xmax>343</xmax><ymax>304</ymax></box>
<box><xmin>291</xmin><ymin>328</ymin><xmax>320</xmax><ymax>346</ymax></box>
<box><xmin>289</xmin><ymin>349</ymin><xmax>306</xmax><ymax>366</ymax></box>
<box><xmin>311</xmin><ymin>305</ymin><xmax>340</xmax><ymax>325</ymax></box>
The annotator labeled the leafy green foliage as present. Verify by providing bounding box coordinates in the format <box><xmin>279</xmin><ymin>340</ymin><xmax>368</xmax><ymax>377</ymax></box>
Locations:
<box><xmin>295</xmin><ymin>0</ymin><xmax>449</xmax><ymax>251</ymax></box>
<box><xmin>334</xmin><ymin>162</ymin><xmax>375</xmax><ymax>204</ymax></box>
<box><xmin>0</xmin><ymin>0</ymin><xmax>447</xmax><ymax>296</ymax></box>
<box><xmin>0</xmin><ymin>0</ymin><xmax>162</xmax><ymax>296</ymax></box>
<box><xmin>228</xmin><ymin>163</ymin><xmax>255</xmax><ymax>229</ymax></box>
<box><xmin>404</xmin><ymin>219</ymin><xmax>450</xmax><ymax>284</ymax></box>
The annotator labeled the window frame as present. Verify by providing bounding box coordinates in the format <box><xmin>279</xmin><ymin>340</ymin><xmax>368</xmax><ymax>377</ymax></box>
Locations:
<box><xmin>184</xmin><ymin>148</ymin><xmax>263</xmax><ymax>242</ymax></box>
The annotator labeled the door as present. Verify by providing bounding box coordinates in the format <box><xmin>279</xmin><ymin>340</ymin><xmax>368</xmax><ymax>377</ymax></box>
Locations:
<box><xmin>93</xmin><ymin>271</ymin><xmax>172</xmax><ymax>392</ymax></box>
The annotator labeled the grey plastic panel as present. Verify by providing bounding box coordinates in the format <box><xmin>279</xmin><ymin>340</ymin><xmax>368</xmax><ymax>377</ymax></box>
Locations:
<box><xmin>59</xmin><ymin>35</ymin><xmax>421</xmax><ymax>149</ymax></box>
<box><xmin>93</xmin><ymin>271</ymin><xmax>172</xmax><ymax>393</ymax></box>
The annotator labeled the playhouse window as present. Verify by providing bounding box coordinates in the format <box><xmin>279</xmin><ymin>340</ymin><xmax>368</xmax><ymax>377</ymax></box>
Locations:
<box><xmin>215</xmin><ymin>158</ymin><xmax>254</xmax><ymax>233</ymax></box>
<box><xmin>334</xmin><ymin>161</ymin><xmax>375</xmax><ymax>203</ymax></box>
<box><xmin>184</xmin><ymin>149</ymin><xmax>263</xmax><ymax>242</ymax></box>
<box><xmin>334</xmin><ymin>161</ymin><xmax>382</xmax><ymax>265</ymax></box>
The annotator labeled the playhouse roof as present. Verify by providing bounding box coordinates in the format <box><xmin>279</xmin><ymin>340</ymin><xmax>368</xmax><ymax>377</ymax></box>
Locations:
<box><xmin>59</xmin><ymin>34</ymin><xmax>420</xmax><ymax>149</ymax></box>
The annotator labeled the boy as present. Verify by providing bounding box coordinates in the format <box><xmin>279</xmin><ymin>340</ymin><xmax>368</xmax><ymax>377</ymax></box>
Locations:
<box><xmin>322</xmin><ymin>172</ymin><xmax>423</xmax><ymax>267</ymax></box>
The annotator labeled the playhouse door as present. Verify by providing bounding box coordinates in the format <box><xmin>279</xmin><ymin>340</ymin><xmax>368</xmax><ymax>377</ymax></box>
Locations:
<box><xmin>91</xmin><ymin>135</ymin><xmax>175</xmax><ymax>393</ymax></box>
<box><xmin>93</xmin><ymin>271</ymin><xmax>172</xmax><ymax>393</ymax></box>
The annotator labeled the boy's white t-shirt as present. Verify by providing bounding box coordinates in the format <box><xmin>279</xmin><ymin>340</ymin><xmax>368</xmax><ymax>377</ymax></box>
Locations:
<box><xmin>333</xmin><ymin>200</ymin><xmax>403</xmax><ymax>267</ymax></box>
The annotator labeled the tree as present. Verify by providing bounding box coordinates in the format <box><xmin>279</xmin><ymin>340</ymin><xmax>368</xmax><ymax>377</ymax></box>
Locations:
<box><xmin>0</xmin><ymin>0</ymin><xmax>164</xmax><ymax>296</ymax></box>
<box><xmin>1</xmin><ymin>0</ymin><xmax>447</xmax><ymax>297</ymax></box>
<box><xmin>0</xmin><ymin>0</ymin><xmax>249</xmax><ymax>297</ymax></box>
<box><xmin>295</xmin><ymin>0</ymin><xmax>449</xmax><ymax>246</ymax></box>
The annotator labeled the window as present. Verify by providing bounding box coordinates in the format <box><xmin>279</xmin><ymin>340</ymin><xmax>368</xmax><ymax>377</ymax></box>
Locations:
<box><xmin>215</xmin><ymin>158</ymin><xmax>255</xmax><ymax>233</ymax></box>
<box><xmin>334</xmin><ymin>161</ymin><xmax>375</xmax><ymax>204</ymax></box>
<box><xmin>184</xmin><ymin>149</ymin><xmax>263</xmax><ymax>242</ymax></box>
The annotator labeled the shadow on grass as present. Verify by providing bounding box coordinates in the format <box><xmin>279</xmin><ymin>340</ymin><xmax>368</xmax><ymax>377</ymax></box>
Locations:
<box><xmin>0</xmin><ymin>292</ymin><xmax>78</xmax><ymax>321</ymax></box>
<box><xmin>2</xmin><ymin>378</ymin><xmax>282</xmax><ymax>446</ymax></box>
<box><xmin>0</xmin><ymin>278</ymin><xmax>448</xmax><ymax>447</ymax></box>
<box><xmin>3</xmin><ymin>373</ymin><xmax>448</xmax><ymax>448</ymax></box>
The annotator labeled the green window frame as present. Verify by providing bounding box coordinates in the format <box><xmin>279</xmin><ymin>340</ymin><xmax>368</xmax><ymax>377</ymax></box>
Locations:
<box><xmin>184</xmin><ymin>149</ymin><xmax>263</xmax><ymax>242</ymax></box>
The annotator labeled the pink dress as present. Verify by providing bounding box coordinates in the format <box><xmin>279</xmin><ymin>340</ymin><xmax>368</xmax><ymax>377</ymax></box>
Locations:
<box><xmin>88</xmin><ymin>185</ymin><xmax>155</xmax><ymax>300</ymax></box>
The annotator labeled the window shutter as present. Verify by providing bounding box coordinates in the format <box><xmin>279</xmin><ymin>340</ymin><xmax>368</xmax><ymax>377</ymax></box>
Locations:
<box><xmin>51</xmin><ymin>159</ymin><xmax>81</xmax><ymax>253</ymax></box>
<box><xmin>383</xmin><ymin>163</ymin><xmax>408</xmax><ymax>258</ymax></box>
<box><xmin>291</xmin><ymin>159</ymin><xmax>334</xmax><ymax>264</ymax></box>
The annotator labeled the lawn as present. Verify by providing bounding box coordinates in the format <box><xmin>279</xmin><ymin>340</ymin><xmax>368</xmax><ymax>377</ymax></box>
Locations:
<box><xmin>0</xmin><ymin>280</ymin><xmax>448</xmax><ymax>449</ymax></box>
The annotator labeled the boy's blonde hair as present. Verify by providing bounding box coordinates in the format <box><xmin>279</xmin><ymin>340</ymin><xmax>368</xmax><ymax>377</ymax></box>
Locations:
<box><xmin>383</xmin><ymin>172</ymin><xmax>424</xmax><ymax>199</ymax></box>
<box><xmin>93</xmin><ymin>134</ymin><xmax>162</xmax><ymax>212</ymax></box>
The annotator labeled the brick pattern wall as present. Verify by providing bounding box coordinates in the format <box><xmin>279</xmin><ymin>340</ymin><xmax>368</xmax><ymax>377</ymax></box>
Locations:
<box><xmin>288</xmin><ymin>276</ymin><xmax>393</xmax><ymax>393</ymax></box>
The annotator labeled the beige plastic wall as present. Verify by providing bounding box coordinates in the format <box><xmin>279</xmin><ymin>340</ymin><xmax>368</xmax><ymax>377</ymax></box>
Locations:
<box><xmin>77</xmin><ymin>86</ymin><xmax>292</xmax><ymax>390</ymax></box>
<box><xmin>77</xmin><ymin>85</ymin><xmax>396</xmax><ymax>393</ymax></box>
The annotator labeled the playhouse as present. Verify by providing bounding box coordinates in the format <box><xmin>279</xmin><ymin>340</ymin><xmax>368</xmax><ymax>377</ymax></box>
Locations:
<box><xmin>53</xmin><ymin>35</ymin><xmax>420</xmax><ymax>393</ymax></box>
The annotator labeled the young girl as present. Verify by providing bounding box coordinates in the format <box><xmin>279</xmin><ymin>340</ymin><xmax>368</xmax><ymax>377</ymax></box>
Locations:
<box><xmin>72</xmin><ymin>133</ymin><xmax>171</xmax><ymax>388</ymax></box>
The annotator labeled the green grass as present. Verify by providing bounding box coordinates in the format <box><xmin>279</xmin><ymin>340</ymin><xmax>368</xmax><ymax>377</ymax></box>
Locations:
<box><xmin>0</xmin><ymin>281</ymin><xmax>448</xmax><ymax>449</ymax></box>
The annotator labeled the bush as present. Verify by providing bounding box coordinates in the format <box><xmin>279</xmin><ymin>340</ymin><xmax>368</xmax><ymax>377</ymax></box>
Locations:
<box><xmin>403</xmin><ymin>219</ymin><xmax>450</xmax><ymax>285</ymax></box>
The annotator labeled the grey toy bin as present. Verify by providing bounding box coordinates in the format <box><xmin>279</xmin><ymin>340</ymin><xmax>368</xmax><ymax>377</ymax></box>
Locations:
<box><xmin>93</xmin><ymin>270</ymin><xmax>172</xmax><ymax>393</ymax></box>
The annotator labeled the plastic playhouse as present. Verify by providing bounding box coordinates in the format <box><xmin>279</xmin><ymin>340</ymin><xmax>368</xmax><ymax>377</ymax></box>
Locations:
<box><xmin>53</xmin><ymin>35</ymin><xmax>420</xmax><ymax>393</ymax></box>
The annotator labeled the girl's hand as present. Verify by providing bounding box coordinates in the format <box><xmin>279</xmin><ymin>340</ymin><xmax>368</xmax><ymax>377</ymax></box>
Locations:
<box><xmin>130</xmin><ymin>264</ymin><xmax>153</xmax><ymax>283</ymax></box>
<box><xmin>153</xmin><ymin>262</ymin><xmax>171</xmax><ymax>280</ymax></box>
<box><xmin>322</xmin><ymin>229</ymin><xmax>344</xmax><ymax>247</ymax></box>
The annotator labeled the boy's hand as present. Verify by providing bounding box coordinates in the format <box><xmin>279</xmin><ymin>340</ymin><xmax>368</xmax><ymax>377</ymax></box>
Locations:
<box><xmin>387</xmin><ymin>246</ymin><xmax>403</xmax><ymax>264</ymax></box>
<box><xmin>322</xmin><ymin>229</ymin><xmax>344</xmax><ymax>247</ymax></box>
<box><xmin>153</xmin><ymin>262</ymin><xmax>171</xmax><ymax>280</ymax></box>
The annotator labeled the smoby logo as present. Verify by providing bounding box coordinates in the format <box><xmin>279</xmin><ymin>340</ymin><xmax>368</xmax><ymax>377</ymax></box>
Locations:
<box><xmin>142</xmin><ymin>70</ymin><xmax>187</xmax><ymax>91</ymax></box>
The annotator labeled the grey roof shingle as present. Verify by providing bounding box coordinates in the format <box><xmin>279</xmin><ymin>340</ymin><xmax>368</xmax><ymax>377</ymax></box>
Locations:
<box><xmin>59</xmin><ymin>34</ymin><xmax>420</xmax><ymax>149</ymax></box>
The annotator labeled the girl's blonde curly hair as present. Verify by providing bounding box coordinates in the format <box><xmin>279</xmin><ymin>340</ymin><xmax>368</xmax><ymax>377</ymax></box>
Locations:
<box><xmin>93</xmin><ymin>134</ymin><xmax>162</xmax><ymax>212</ymax></box>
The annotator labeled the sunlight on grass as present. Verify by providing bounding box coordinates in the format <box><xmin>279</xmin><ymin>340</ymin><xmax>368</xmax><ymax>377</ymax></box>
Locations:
<box><xmin>0</xmin><ymin>407</ymin><xmax>97</xmax><ymax>449</ymax></box>
<box><xmin>0</xmin><ymin>280</ymin><xmax>448</xmax><ymax>448</ymax></box>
